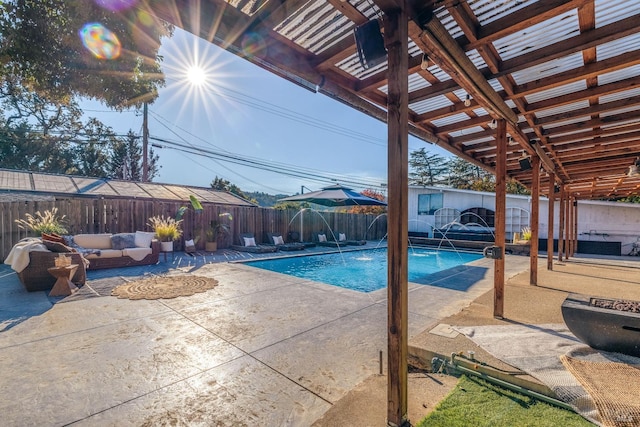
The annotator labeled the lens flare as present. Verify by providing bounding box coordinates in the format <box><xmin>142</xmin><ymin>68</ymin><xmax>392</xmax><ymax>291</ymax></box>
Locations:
<box><xmin>79</xmin><ymin>23</ymin><xmax>121</xmax><ymax>60</ymax></box>
<box><xmin>240</xmin><ymin>32</ymin><xmax>266</xmax><ymax>58</ymax></box>
<box><xmin>93</xmin><ymin>0</ymin><xmax>137</xmax><ymax>12</ymax></box>
<box><xmin>137</xmin><ymin>9</ymin><xmax>154</xmax><ymax>27</ymax></box>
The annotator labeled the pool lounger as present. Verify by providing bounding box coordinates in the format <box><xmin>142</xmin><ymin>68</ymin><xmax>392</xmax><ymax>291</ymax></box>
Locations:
<box><xmin>265</xmin><ymin>232</ymin><xmax>305</xmax><ymax>251</ymax></box>
<box><xmin>316</xmin><ymin>233</ymin><xmax>347</xmax><ymax>247</ymax></box>
<box><xmin>232</xmin><ymin>233</ymin><xmax>278</xmax><ymax>253</ymax></box>
<box><xmin>336</xmin><ymin>232</ymin><xmax>366</xmax><ymax>246</ymax></box>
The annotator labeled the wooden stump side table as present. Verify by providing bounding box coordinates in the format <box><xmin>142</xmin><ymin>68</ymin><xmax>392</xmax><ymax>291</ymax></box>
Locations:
<box><xmin>47</xmin><ymin>264</ymin><xmax>79</xmax><ymax>297</ymax></box>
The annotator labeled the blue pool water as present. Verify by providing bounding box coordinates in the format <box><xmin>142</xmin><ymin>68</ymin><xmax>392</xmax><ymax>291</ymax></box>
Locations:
<box><xmin>246</xmin><ymin>248</ymin><xmax>482</xmax><ymax>292</ymax></box>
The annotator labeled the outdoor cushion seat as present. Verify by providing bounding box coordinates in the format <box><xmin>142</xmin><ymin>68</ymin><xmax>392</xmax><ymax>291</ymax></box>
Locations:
<box><xmin>231</xmin><ymin>233</ymin><xmax>278</xmax><ymax>253</ymax></box>
<box><xmin>287</xmin><ymin>231</ymin><xmax>316</xmax><ymax>248</ymax></box>
<box><xmin>336</xmin><ymin>232</ymin><xmax>366</xmax><ymax>246</ymax></box>
<box><xmin>265</xmin><ymin>233</ymin><xmax>305</xmax><ymax>251</ymax></box>
<box><xmin>316</xmin><ymin>233</ymin><xmax>347</xmax><ymax>247</ymax></box>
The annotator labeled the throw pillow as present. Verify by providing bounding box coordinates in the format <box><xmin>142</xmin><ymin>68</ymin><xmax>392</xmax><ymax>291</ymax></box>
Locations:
<box><xmin>243</xmin><ymin>237</ymin><xmax>256</xmax><ymax>247</ymax></box>
<box><xmin>318</xmin><ymin>234</ymin><xmax>327</xmax><ymax>242</ymax></box>
<box><xmin>339</xmin><ymin>233</ymin><xmax>347</xmax><ymax>241</ymax></box>
<box><xmin>43</xmin><ymin>240</ymin><xmax>73</xmax><ymax>253</ymax></box>
<box><xmin>135</xmin><ymin>231</ymin><xmax>155</xmax><ymax>248</ymax></box>
<box><xmin>111</xmin><ymin>233</ymin><xmax>136</xmax><ymax>250</ymax></box>
<box><xmin>274</xmin><ymin>235</ymin><xmax>285</xmax><ymax>245</ymax></box>
<box><xmin>42</xmin><ymin>233</ymin><xmax>65</xmax><ymax>244</ymax></box>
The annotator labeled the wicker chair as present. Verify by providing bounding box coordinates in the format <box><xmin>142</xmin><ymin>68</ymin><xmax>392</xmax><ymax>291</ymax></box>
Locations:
<box><xmin>17</xmin><ymin>251</ymin><xmax>87</xmax><ymax>292</ymax></box>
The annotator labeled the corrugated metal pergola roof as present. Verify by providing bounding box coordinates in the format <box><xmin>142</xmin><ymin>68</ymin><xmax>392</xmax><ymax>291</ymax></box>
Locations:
<box><xmin>0</xmin><ymin>169</ymin><xmax>255</xmax><ymax>206</ymax></box>
<box><xmin>147</xmin><ymin>0</ymin><xmax>640</xmax><ymax>200</ymax></box>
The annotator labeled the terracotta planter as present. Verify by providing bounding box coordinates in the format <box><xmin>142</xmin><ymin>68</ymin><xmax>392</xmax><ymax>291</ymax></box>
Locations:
<box><xmin>205</xmin><ymin>241</ymin><xmax>217</xmax><ymax>252</ymax></box>
<box><xmin>160</xmin><ymin>241</ymin><xmax>173</xmax><ymax>252</ymax></box>
<box><xmin>562</xmin><ymin>293</ymin><xmax>640</xmax><ymax>356</ymax></box>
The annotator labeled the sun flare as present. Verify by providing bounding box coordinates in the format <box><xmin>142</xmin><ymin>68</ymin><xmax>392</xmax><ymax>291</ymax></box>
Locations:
<box><xmin>186</xmin><ymin>66</ymin><xmax>207</xmax><ymax>86</ymax></box>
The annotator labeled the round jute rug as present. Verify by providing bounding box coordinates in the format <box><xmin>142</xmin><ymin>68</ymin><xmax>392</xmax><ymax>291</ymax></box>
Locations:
<box><xmin>111</xmin><ymin>275</ymin><xmax>218</xmax><ymax>300</ymax></box>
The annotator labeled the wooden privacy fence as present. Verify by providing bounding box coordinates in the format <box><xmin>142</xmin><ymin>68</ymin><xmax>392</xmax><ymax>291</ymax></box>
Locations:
<box><xmin>0</xmin><ymin>198</ymin><xmax>388</xmax><ymax>260</ymax></box>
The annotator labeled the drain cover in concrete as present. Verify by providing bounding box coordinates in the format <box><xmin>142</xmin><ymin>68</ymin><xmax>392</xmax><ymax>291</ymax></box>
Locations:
<box><xmin>429</xmin><ymin>323</ymin><xmax>459</xmax><ymax>338</ymax></box>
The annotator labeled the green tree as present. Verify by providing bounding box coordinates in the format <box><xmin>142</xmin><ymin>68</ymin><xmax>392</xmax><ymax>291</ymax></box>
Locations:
<box><xmin>347</xmin><ymin>189</ymin><xmax>387</xmax><ymax>215</ymax></box>
<box><xmin>73</xmin><ymin>119</ymin><xmax>118</xmax><ymax>177</ymax></box>
<box><xmin>446</xmin><ymin>157</ymin><xmax>491</xmax><ymax>189</ymax></box>
<box><xmin>409</xmin><ymin>148</ymin><xmax>449</xmax><ymax>186</ymax></box>
<box><xmin>109</xmin><ymin>131</ymin><xmax>159</xmax><ymax>181</ymax></box>
<box><xmin>273</xmin><ymin>201</ymin><xmax>310</xmax><ymax>210</ymax></box>
<box><xmin>0</xmin><ymin>0</ymin><xmax>172</xmax><ymax>108</ymax></box>
<box><xmin>210</xmin><ymin>176</ymin><xmax>257</xmax><ymax>204</ymax></box>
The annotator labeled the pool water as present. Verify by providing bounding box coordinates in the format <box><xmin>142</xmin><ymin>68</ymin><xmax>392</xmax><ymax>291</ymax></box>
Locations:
<box><xmin>246</xmin><ymin>248</ymin><xmax>482</xmax><ymax>292</ymax></box>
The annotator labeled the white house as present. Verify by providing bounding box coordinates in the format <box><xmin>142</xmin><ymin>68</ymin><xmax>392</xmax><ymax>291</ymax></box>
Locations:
<box><xmin>408</xmin><ymin>186</ymin><xmax>640</xmax><ymax>256</ymax></box>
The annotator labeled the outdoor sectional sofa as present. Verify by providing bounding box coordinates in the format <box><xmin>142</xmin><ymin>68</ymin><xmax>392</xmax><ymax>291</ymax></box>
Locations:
<box><xmin>14</xmin><ymin>231</ymin><xmax>160</xmax><ymax>292</ymax></box>
<box><xmin>68</xmin><ymin>232</ymin><xmax>160</xmax><ymax>270</ymax></box>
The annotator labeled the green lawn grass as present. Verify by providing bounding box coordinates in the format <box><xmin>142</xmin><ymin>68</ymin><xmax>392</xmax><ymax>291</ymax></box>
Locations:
<box><xmin>417</xmin><ymin>375</ymin><xmax>593</xmax><ymax>427</ymax></box>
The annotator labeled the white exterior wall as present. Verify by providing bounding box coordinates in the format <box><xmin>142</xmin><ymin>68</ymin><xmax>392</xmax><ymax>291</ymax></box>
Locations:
<box><xmin>408</xmin><ymin>186</ymin><xmax>640</xmax><ymax>255</ymax></box>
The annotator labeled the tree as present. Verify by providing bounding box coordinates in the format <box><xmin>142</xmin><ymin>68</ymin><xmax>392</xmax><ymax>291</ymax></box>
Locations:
<box><xmin>409</xmin><ymin>148</ymin><xmax>449</xmax><ymax>186</ymax></box>
<box><xmin>347</xmin><ymin>189</ymin><xmax>387</xmax><ymax>215</ymax></box>
<box><xmin>446</xmin><ymin>157</ymin><xmax>492</xmax><ymax>189</ymax></box>
<box><xmin>209</xmin><ymin>176</ymin><xmax>257</xmax><ymax>204</ymax></box>
<box><xmin>0</xmin><ymin>82</ymin><xmax>91</xmax><ymax>174</ymax></box>
<box><xmin>109</xmin><ymin>131</ymin><xmax>159</xmax><ymax>181</ymax></box>
<box><xmin>73</xmin><ymin>119</ymin><xmax>118</xmax><ymax>177</ymax></box>
<box><xmin>273</xmin><ymin>201</ymin><xmax>310</xmax><ymax>210</ymax></box>
<box><xmin>0</xmin><ymin>0</ymin><xmax>172</xmax><ymax>108</ymax></box>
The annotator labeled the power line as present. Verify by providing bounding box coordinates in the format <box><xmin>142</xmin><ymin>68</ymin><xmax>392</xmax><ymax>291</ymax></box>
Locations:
<box><xmin>149</xmin><ymin>136</ymin><xmax>385</xmax><ymax>190</ymax></box>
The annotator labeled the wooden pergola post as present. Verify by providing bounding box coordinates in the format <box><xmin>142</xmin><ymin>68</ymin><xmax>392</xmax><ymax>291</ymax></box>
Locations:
<box><xmin>530</xmin><ymin>156</ymin><xmax>540</xmax><ymax>285</ymax></box>
<box><xmin>566</xmin><ymin>195</ymin><xmax>573</xmax><ymax>259</ymax></box>
<box><xmin>385</xmin><ymin>7</ymin><xmax>409</xmax><ymax>427</ymax></box>
<box><xmin>494</xmin><ymin>118</ymin><xmax>506</xmax><ymax>318</ymax></box>
<box><xmin>547</xmin><ymin>175</ymin><xmax>555</xmax><ymax>270</ymax></box>
<box><xmin>573</xmin><ymin>200</ymin><xmax>579</xmax><ymax>256</ymax></box>
<box><xmin>558</xmin><ymin>185</ymin><xmax>565</xmax><ymax>262</ymax></box>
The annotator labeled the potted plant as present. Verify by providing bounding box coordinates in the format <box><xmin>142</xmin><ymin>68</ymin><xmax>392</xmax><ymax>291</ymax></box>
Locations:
<box><xmin>148</xmin><ymin>215</ymin><xmax>183</xmax><ymax>252</ymax></box>
<box><xmin>205</xmin><ymin>213</ymin><xmax>232</xmax><ymax>252</ymax></box>
<box><xmin>519</xmin><ymin>226</ymin><xmax>532</xmax><ymax>244</ymax></box>
<box><xmin>15</xmin><ymin>207</ymin><xmax>68</xmax><ymax>236</ymax></box>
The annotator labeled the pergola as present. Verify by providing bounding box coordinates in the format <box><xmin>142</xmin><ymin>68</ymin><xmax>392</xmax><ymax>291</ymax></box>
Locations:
<box><xmin>148</xmin><ymin>1</ymin><xmax>640</xmax><ymax>425</ymax></box>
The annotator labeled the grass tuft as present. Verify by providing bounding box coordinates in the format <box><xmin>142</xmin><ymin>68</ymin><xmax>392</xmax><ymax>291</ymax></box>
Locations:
<box><xmin>416</xmin><ymin>375</ymin><xmax>592</xmax><ymax>427</ymax></box>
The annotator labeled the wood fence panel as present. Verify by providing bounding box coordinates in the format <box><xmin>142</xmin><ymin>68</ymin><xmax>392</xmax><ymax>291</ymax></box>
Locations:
<box><xmin>1</xmin><ymin>198</ymin><xmax>389</xmax><ymax>260</ymax></box>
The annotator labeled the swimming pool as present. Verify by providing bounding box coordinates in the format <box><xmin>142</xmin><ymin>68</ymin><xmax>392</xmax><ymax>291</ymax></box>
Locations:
<box><xmin>246</xmin><ymin>248</ymin><xmax>483</xmax><ymax>292</ymax></box>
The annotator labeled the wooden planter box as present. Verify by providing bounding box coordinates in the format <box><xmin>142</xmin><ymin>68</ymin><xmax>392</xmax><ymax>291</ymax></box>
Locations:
<box><xmin>562</xmin><ymin>293</ymin><xmax>640</xmax><ymax>356</ymax></box>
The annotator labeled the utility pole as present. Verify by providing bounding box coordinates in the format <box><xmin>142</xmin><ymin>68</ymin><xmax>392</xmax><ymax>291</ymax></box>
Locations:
<box><xmin>142</xmin><ymin>102</ymin><xmax>148</xmax><ymax>182</ymax></box>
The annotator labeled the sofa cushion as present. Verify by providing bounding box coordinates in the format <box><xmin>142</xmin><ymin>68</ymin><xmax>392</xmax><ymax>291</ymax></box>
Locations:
<box><xmin>84</xmin><ymin>249</ymin><xmax>123</xmax><ymax>259</ymax></box>
<box><xmin>122</xmin><ymin>247</ymin><xmax>152</xmax><ymax>261</ymax></box>
<box><xmin>74</xmin><ymin>234</ymin><xmax>113</xmax><ymax>250</ymax></box>
<box><xmin>111</xmin><ymin>233</ymin><xmax>136</xmax><ymax>250</ymax></box>
<box><xmin>135</xmin><ymin>231</ymin><xmax>155</xmax><ymax>248</ymax></box>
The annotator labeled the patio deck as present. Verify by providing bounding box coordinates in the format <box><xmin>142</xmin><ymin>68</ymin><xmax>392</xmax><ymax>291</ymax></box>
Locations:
<box><xmin>0</xmin><ymin>242</ymin><xmax>530</xmax><ymax>425</ymax></box>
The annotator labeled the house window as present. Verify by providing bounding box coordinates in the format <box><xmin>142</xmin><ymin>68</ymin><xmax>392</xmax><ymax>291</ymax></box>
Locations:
<box><xmin>418</xmin><ymin>193</ymin><xmax>443</xmax><ymax>215</ymax></box>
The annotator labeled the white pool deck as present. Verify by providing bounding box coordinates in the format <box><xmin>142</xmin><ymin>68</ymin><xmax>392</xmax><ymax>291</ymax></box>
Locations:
<box><xmin>0</xmin><ymin>243</ymin><xmax>531</xmax><ymax>426</ymax></box>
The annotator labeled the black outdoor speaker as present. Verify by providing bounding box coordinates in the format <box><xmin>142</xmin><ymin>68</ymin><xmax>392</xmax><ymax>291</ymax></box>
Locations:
<box><xmin>354</xmin><ymin>20</ymin><xmax>387</xmax><ymax>69</ymax></box>
<box><xmin>519</xmin><ymin>155</ymin><xmax>532</xmax><ymax>171</ymax></box>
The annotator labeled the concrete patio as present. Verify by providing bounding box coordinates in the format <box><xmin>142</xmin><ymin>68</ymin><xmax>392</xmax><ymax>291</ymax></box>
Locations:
<box><xmin>0</xmin><ymin>245</ymin><xmax>531</xmax><ymax>426</ymax></box>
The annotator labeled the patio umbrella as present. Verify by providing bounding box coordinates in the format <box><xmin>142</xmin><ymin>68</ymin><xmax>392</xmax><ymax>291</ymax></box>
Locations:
<box><xmin>280</xmin><ymin>184</ymin><xmax>386</xmax><ymax>243</ymax></box>
<box><xmin>279</xmin><ymin>184</ymin><xmax>387</xmax><ymax>207</ymax></box>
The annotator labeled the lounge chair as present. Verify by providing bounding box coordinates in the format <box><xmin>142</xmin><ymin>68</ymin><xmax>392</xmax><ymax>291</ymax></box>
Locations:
<box><xmin>231</xmin><ymin>233</ymin><xmax>278</xmax><ymax>253</ymax></box>
<box><xmin>336</xmin><ymin>232</ymin><xmax>366</xmax><ymax>246</ymax></box>
<box><xmin>287</xmin><ymin>231</ymin><xmax>316</xmax><ymax>248</ymax></box>
<box><xmin>316</xmin><ymin>232</ymin><xmax>347</xmax><ymax>248</ymax></box>
<box><xmin>265</xmin><ymin>232</ymin><xmax>305</xmax><ymax>251</ymax></box>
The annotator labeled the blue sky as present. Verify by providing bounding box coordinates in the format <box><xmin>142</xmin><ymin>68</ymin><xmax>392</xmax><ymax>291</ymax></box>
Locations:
<box><xmin>82</xmin><ymin>27</ymin><xmax>453</xmax><ymax>195</ymax></box>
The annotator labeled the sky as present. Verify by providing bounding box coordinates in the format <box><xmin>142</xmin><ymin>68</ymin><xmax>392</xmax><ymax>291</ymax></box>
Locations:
<box><xmin>81</xmin><ymin>27</ymin><xmax>453</xmax><ymax>196</ymax></box>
